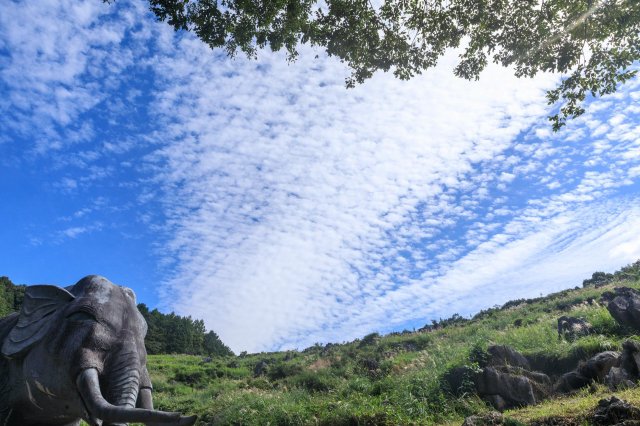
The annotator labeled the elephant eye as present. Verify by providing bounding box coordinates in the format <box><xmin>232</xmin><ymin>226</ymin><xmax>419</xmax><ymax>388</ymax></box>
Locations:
<box><xmin>67</xmin><ymin>311</ymin><xmax>97</xmax><ymax>322</ymax></box>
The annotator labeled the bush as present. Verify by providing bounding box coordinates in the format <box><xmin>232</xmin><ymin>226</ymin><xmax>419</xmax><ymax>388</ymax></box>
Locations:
<box><xmin>360</xmin><ymin>332</ymin><xmax>381</xmax><ymax>347</ymax></box>
<box><xmin>468</xmin><ymin>343</ymin><xmax>489</xmax><ymax>367</ymax></box>
<box><xmin>267</xmin><ymin>361</ymin><xmax>304</xmax><ymax>380</ymax></box>
<box><xmin>289</xmin><ymin>370</ymin><xmax>339</xmax><ymax>392</ymax></box>
<box><xmin>173</xmin><ymin>368</ymin><xmax>206</xmax><ymax>386</ymax></box>
<box><xmin>583</xmin><ymin>271</ymin><xmax>614</xmax><ymax>288</ymax></box>
<box><xmin>441</xmin><ymin>365</ymin><xmax>479</xmax><ymax>397</ymax></box>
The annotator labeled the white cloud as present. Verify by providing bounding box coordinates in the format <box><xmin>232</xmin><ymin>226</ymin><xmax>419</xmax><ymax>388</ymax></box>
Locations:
<box><xmin>150</xmin><ymin>42</ymin><xmax>640</xmax><ymax>351</ymax></box>
<box><xmin>0</xmin><ymin>0</ymin><xmax>151</xmax><ymax>159</ymax></box>
<box><xmin>146</xmin><ymin>34</ymin><xmax>567</xmax><ymax>352</ymax></box>
<box><xmin>3</xmin><ymin>0</ymin><xmax>639</xmax><ymax>354</ymax></box>
<box><xmin>56</xmin><ymin>223</ymin><xmax>103</xmax><ymax>241</ymax></box>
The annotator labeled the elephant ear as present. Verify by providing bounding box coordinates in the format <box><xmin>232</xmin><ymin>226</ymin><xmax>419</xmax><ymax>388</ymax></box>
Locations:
<box><xmin>2</xmin><ymin>285</ymin><xmax>75</xmax><ymax>357</ymax></box>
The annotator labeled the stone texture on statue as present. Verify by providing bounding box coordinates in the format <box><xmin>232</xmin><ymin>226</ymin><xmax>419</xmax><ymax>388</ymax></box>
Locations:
<box><xmin>0</xmin><ymin>275</ymin><xmax>197</xmax><ymax>426</ymax></box>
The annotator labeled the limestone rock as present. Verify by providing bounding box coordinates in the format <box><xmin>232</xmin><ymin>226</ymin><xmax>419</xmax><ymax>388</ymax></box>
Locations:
<box><xmin>592</xmin><ymin>396</ymin><xmax>640</xmax><ymax>425</ymax></box>
<box><xmin>556</xmin><ymin>351</ymin><xmax>620</xmax><ymax>393</ymax></box>
<box><xmin>486</xmin><ymin>345</ymin><xmax>531</xmax><ymax>370</ymax></box>
<box><xmin>557</xmin><ymin>316</ymin><xmax>594</xmax><ymax>340</ymax></box>
<box><xmin>605</xmin><ymin>367</ymin><xmax>635</xmax><ymax>390</ymax></box>
<box><xmin>442</xmin><ymin>365</ymin><xmax>479</xmax><ymax>396</ymax></box>
<box><xmin>603</xmin><ymin>288</ymin><xmax>640</xmax><ymax>331</ymax></box>
<box><xmin>475</xmin><ymin>365</ymin><xmax>551</xmax><ymax>410</ymax></box>
<box><xmin>606</xmin><ymin>341</ymin><xmax>640</xmax><ymax>390</ymax></box>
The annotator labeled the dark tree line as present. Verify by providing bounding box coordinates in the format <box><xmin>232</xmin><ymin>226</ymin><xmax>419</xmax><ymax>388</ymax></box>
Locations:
<box><xmin>137</xmin><ymin>304</ymin><xmax>233</xmax><ymax>356</ymax></box>
<box><xmin>0</xmin><ymin>276</ymin><xmax>25</xmax><ymax>317</ymax></box>
<box><xmin>0</xmin><ymin>276</ymin><xmax>233</xmax><ymax>357</ymax></box>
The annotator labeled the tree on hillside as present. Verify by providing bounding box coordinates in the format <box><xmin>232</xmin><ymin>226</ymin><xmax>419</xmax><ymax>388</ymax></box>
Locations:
<box><xmin>204</xmin><ymin>330</ymin><xmax>234</xmax><ymax>357</ymax></box>
<box><xmin>0</xmin><ymin>277</ymin><xmax>12</xmax><ymax>317</ymax></box>
<box><xmin>0</xmin><ymin>276</ymin><xmax>25</xmax><ymax>317</ymax></box>
<box><xmin>137</xmin><ymin>303</ymin><xmax>230</xmax><ymax>355</ymax></box>
<box><xmin>134</xmin><ymin>0</ymin><xmax>639</xmax><ymax>130</ymax></box>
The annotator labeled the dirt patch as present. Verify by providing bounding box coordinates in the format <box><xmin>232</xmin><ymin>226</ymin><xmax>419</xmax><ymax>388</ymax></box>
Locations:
<box><xmin>308</xmin><ymin>357</ymin><xmax>333</xmax><ymax>371</ymax></box>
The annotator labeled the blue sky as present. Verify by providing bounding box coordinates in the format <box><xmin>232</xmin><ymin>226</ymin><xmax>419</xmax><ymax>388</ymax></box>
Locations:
<box><xmin>1</xmin><ymin>0</ymin><xmax>639</xmax><ymax>353</ymax></box>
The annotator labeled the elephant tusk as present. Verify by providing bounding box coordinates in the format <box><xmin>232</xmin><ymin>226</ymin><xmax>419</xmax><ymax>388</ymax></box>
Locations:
<box><xmin>76</xmin><ymin>368</ymin><xmax>197</xmax><ymax>426</ymax></box>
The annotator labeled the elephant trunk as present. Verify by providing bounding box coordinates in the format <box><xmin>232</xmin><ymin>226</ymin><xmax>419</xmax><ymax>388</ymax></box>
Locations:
<box><xmin>77</xmin><ymin>368</ymin><xmax>196</xmax><ymax>426</ymax></box>
<box><xmin>104</xmin><ymin>351</ymin><xmax>141</xmax><ymax>409</ymax></box>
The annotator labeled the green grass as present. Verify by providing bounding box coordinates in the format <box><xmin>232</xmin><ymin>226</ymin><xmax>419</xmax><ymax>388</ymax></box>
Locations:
<box><xmin>504</xmin><ymin>385</ymin><xmax>640</xmax><ymax>425</ymax></box>
<box><xmin>81</xmin><ymin>269</ymin><xmax>640</xmax><ymax>425</ymax></box>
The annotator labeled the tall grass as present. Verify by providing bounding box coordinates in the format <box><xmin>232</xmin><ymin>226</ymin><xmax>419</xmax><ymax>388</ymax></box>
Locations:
<box><xmin>88</xmin><ymin>277</ymin><xmax>640</xmax><ymax>425</ymax></box>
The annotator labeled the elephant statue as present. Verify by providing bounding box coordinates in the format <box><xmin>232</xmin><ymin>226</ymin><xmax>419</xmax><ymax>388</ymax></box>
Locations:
<box><xmin>0</xmin><ymin>275</ymin><xmax>197</xmax><ymax>426</ymax></box>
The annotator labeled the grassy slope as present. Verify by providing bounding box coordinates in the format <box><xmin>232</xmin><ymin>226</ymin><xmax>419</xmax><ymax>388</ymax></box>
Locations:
<box><xmin>110</xmin><ymin>268</ymin><xmax>640</xmax><ymax>425</ymax></box>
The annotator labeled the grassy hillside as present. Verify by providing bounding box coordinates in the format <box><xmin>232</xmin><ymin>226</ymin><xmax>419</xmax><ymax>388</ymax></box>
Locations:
<box><xmin>135</xmin><ymin>261</ymin><xmax>640</xmax><ymax>425</ymax></box>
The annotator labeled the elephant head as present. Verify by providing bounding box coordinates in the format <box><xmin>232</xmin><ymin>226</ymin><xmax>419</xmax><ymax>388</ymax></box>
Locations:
<box><xmin>0</xmin><ymin>275</ymin><xmax>196</xmax><ymax>426</ymax></box>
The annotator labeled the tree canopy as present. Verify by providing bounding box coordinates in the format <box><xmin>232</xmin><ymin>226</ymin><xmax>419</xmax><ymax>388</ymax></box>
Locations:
<box><xmin>140</xmin><ymin>0</ymin><xmax>639</xmax><ymax>130</ymax></box>
<box><xmin>0</xmin><ymin>276</ymin><xmax>233</xmax><ymax>357</ymax></box>
<box><xmin>137</xmin><ymin>303</ymin><xmax>235</xmax><ymax>356</ymax></box>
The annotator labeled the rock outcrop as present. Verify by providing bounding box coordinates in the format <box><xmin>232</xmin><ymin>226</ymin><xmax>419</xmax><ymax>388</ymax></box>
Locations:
<box><xmin>557</xmin><ymin>316</ymin><xmax>593</xmax><ymax>340</ymax></box>
<box><xmin>475</xmin><ymin>365</ymin><xmax>552</xmax><ymax>410</ymax></box>
<box><xmin>592</xmin><ymin>396</ymin><xmax>640</xmax><ymax>425</ymax></box>
<box><xmin>606</xmin><ymin>340</ymin><xmax>640</xmax><ymax>390</ymax></box>
<box><xmin>603</xmin><ymin>287</ymin><xmax>640</xmax><ymax>331</ymax></box>
<box><xmin>555</xmin><ymin>351</ymin><xmax>620</xmax><ymax>393</ymax></box>
<box><xmin>486</xmin><ymin>345</ymin><xmax>531</xmax><ymax>370</ymax></box>
<box><xmin>473</xmin><ymin>345</ymin><xmax>552</xmax><ymax>411</ymax></box>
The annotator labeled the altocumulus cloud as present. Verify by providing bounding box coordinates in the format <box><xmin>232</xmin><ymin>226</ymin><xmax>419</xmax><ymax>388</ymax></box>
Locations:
<box><xmin>146</xmin><ymin>31</ymin><xmax>640</xmax><ymax>352</ymax></box>
<box><xmin>2</xmin><ymin>0</ymin><xmax>639</xmax><ymax>354</ymax></box>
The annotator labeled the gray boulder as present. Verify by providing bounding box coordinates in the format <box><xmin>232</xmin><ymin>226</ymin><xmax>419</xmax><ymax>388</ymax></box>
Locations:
<box><xmin>556</xmin><ymin>351</ymin><xmax>620</xmax><ymax>393</ymax></box>
<box><xmin>603</xmin><ymin>288</ymin><xmax>640</xmax><ymax>331</ymax></box>
<box><xmin>475</xmin><ymin>365</ymin><xmax>551</xmax><ymax>410</ymax></box>
<box><xmin>605</xmin><ymin>366</ymin><xmax>635</xmax><ymax>390</ymax></box>
<box><xmin>486</xmin><ymin>345</ymin><xmax>531</xmax><ymax>370</ymax></box>
<box><xmin>557</xmin><ymin>316</ymin><xmax>594</xmax><ymax>340</ymax></box>
<box><xmin>592</xmin><ymin>396</ymin><xmax>640</xmax><ymax>425</ymax></box>
<box><xmin>606</xmin><ymin>340</ymin><xmax>640</xmax><ymax>389</ymax></box>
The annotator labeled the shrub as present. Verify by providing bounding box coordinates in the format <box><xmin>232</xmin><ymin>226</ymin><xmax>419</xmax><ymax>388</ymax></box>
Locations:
<box><xmin>468</xmin><ymin>343</ymin><xmax>489</xmax><ymax>367</ymax></box>
<box><xmin>173</xmin><ymin>368</ymin><xmax>205</xmax><ymax>386</ymax></box>
<box><xmin>289</xmin><ymin>370</ymin><xmax>339</xmax><ymax>392</ymax></box>
<box><xmin>583</xmin><ymin>271</ymin><xmax>614</xmax><ymax>288</ymax></box>
<box><xmin>360</xmin><ymin>332</ymin><xmax>381</xmax><ymax>347</ymax></box>
<box><xmin>267</xmin><ymin>360</ymin><xmax>304</xmax><ymax>380</ymax></box>
<box><xmin>441</xmin><ymin>365</ymin><xmax>479</xmax><ymax>397</ymax></box>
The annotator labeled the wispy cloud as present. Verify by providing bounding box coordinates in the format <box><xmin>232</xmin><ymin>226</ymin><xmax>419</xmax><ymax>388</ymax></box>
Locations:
<box><xmin>2</xmin><ymin>0</ymin><xmax>639</xmax><ymax>353</ymax></box>
<box><xmin>149</xmin><ymin>38</ymin><xmax>639</xmax><ymax>352</ymax></box>
<box><xmin>56</xmin><ymin>223</ymin><xmax>103</xmax><ymax>241</ymax></box>
<box><xmin>143</xmin><ymin>33</ymin><xmax>596</xmax><ymax>351</ymax></box>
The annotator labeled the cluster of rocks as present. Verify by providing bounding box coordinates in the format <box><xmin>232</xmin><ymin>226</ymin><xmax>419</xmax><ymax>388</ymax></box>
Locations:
<box><xmin>475</xmin><ymin>345</ymin><xmax>552</xmax><ymax>411</ymax></box>
<box><xmin>462</xmin><ymin>397</ymin><xmax>640</xmax><ymax>426</ymax></box>
<box><xmin>456</xmin><ymin>287</ymin><xmax>640</xmax><ymax>424</ymax></box>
